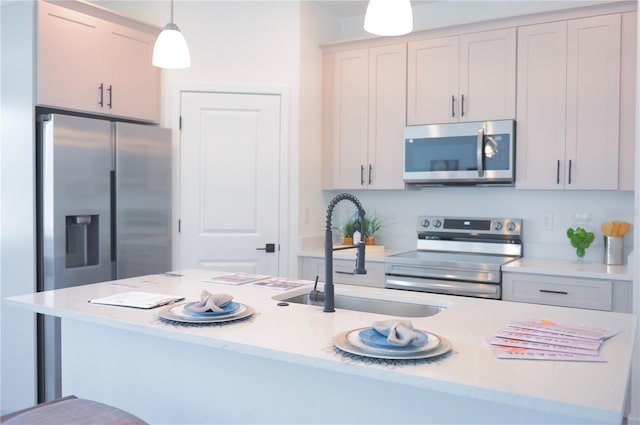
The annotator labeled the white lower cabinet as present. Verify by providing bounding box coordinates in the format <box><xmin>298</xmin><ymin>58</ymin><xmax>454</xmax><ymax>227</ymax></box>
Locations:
<box><xmin>502</xmin><ymin>272</ymin><xmax>632</xmax><ymax>313</ymax></box>
<box><xmin>299</xmin><ymin>256</ymin><xmax>385</xmax><ymax>289</ymax></box>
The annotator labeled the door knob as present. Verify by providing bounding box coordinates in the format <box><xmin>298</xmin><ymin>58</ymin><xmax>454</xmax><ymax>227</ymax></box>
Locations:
<box><xmin>256</xmin><ymin>243</ymin><xmax>276</xmax><ymax>253</ymax></box>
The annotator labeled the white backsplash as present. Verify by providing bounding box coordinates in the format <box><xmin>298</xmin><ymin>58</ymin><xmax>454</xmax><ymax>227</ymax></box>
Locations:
<box><xmin>321</xmin><ymin>187</ymin><xmax>635</xmax><ymax>264</ymax></box>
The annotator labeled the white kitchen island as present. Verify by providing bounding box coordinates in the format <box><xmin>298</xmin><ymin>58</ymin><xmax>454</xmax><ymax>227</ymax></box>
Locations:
<box><xmin>5</xmin><ymin>269</ymin><xmax>637</xmax><ymax>424</ymax></box>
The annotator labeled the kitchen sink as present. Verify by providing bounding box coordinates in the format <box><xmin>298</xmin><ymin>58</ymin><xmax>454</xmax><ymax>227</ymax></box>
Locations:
<box><xmin>275</xmin><ymin>292</ymin><xmax>445</xmax><ymax>318</ymax></box>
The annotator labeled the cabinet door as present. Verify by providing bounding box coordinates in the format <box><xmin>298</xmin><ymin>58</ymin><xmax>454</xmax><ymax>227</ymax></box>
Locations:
<box><xmin>37</xmin><ymin>1</ymin><xmax>103</xmax><ymax>113</ymax></box>
<box><xmin>367</xmin><ymin>44</ymin><xmax>406</xmax><ymax>189</ymax></box>
<box><xmin>516</xmin><ymin>22</ymin><xmax>568</xmax><ymax>189</ymax></box>
<box><xmin>407</xmin><ymin>36</ymin><xmax>459</xmax><ymax>125</ymax></box>
<box><xmin>459</xmin><ymin>28</ymin><xmax>516</xmax><ymax>122</ymax></box>
<box><xmin>618</xmin><ymin>12</ymin><xmax>636</xmax><ymax>191</ymax></box>
<box><xmin>104</xmin><ymin>22</ymin><xmax>160</xmax><ymax>123</ymax></box>
<box><xmin>322</xmin><ymin>49</ymin><xmax>369</xmax><ymax>189</ymax></box>
<box><xmin>502</xmin><ymin>273</ymin><xmax>613</xmax><ymax>311</ymax></box>
<box><xmin>565</xmin><ymin>15</ymin><xmax>620</xmax><ymax>190</ymax></box>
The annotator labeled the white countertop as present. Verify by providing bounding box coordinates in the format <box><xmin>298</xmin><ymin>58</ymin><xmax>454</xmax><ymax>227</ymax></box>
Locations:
<box><xmin>5</xmin><ymin>269</ymin><xmax>637</xmax><ymax>424</ymax></box>
<box><xmin>503</xmin><ymin>257</ymin><xmax>633</xmax><ymax>281</ymax></box>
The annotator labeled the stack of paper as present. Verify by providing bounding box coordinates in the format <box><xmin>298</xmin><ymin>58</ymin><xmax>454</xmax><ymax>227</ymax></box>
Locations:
<box><xmin>202</xmin><ymin>273</ymin><xmax>271</xmax><ymax>285</ymax></box>
<box><xmin>487</xmin><ymin>319</ymin><xmax>619</xmax><ymax>362</ymax></box>
<box><xmin>89</xmin><ymin>291</ymin><xmax>184</xmax><ymax>309</ymax></box>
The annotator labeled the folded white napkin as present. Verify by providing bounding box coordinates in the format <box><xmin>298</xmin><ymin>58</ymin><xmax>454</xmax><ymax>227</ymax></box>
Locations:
<box><xmin>187</xmin><ymin>290</ymin><xmax>233</xmax><ymax>313</ymax></box>
<box><xmin>372</xmin><ymin>320</ymin><xmax>427</xmax><ymax>347</ymax></box>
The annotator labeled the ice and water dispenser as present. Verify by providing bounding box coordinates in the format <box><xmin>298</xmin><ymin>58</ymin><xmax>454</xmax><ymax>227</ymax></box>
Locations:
<box><xmin>65</xmin><ymin>215</ymin><xmax>99</xmax><ymax>268</ymax></box>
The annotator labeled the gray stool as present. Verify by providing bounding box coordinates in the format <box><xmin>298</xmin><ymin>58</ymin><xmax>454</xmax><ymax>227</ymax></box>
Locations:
<box><xmin>0</xmin><ymin>395</ymin><xmax>148</xmax><ymax>425</ymax></box>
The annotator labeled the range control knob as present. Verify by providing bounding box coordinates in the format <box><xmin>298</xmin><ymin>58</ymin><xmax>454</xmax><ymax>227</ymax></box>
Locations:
<box><xmin>433</xmin><ymin>219</ymin><xmax>442</xmax><ymax>228</ymax></box>
<box><xmin>420</xmin><ymin>219</ymin><xmax>430</xmax><ymax>228</ymax></box>
<box><xmin>494</xmin><ymin>221</ymin><xmax>504</xmax><ymax>231</ymax></box>
<box><xmin>507</xmin><ymin>221</ymin><xmax>517</xmax><ymax>232</ymax></box>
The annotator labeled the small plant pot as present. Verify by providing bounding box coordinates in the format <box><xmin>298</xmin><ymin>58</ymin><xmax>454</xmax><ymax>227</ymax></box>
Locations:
<box><xmin>365</xmin><ymin>236</ymin><xmax>376</xmax><ymax>245</ymax></box>
<box><xmin>343</xmin><ymin>237</ymin><xmax>353</xmax><ymax>246</ymax></box>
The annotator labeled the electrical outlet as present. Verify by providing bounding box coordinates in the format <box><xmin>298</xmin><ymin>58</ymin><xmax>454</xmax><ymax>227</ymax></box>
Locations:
<box><xmin>543</xmin><ymin>213</ymin><xmax>554</xmax><ymax>230</ymax></box>
<box><xmin>389</xmin><ymin>208</ymin><xmax>399</xmax><ymax>224</ymax></box>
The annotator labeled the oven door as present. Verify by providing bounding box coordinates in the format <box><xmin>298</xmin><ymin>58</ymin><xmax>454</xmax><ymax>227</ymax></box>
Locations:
<box><xmin>385</xmin><ymin>275</ymin><xmax>501</xmax><ymax>299</ymax></box>
<box><xmin>403</xmin><ymin>119</ymin><xmax>515</xmax><ymax>185</ymax></box>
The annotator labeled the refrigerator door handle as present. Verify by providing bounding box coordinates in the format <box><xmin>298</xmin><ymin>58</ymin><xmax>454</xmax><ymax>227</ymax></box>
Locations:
<box><xmin>110</xmin><ymin>170</ymin><xmax>116</xmax><ymax>263</ymax></box>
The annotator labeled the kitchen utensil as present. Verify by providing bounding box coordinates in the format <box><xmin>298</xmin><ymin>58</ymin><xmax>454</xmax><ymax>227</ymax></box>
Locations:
<box><xmin>601</xmin><ymin>221</ymin><xmax>631</xmax><ymax>237</ymax></box>
<box><xmin>604</xmin><ymin>236</ymin><xmax>623</xmax><ymax>265</ymax></box>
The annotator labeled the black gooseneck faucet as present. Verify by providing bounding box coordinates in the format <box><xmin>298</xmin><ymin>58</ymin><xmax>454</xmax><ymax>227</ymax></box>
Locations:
<box><xmin>321</xmin><ymin>193</ymin><xmax>367</xmax><ymax>312</ymax></box>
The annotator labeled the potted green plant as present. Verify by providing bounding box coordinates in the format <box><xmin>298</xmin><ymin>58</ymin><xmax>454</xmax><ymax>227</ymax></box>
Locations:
<box><xmin>364</xmin><ymin>215</ymin><xmax>383</xmax><ymax>245</ymax></box>
<box><xmin>334</xmin><ymin>217</ymin><xmax>355</xmax><ymax>245</ymax></box>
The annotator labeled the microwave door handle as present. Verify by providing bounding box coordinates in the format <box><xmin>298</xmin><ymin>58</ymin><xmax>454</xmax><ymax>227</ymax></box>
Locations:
<box><xmin>477</xmin><ymin>127</ymin><xmax>484</xmax><ymax>177</ymax></box>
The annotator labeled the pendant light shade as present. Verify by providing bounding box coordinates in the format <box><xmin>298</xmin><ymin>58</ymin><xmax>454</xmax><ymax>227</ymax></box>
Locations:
<box><xmin>364</xmin><ymin>0</ymin><xmax>413</xmax><ymax>36</ymax></box>
<box><xmin>153</xmin><ymin>0</ymin><xmax>191</xmax><ymax>69</ymax></box>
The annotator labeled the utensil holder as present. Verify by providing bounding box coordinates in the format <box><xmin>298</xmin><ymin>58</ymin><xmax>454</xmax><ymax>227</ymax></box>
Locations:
<box><xmin>604</xmin><ymin>236</ymin><xmax>623</xmax><ymax>265</ymax></box>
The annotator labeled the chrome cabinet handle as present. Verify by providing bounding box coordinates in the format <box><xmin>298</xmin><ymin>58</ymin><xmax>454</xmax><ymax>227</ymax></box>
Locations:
<box><xmin>461</xmin><ymin>94</ymin><xmax>465</xmax><ymax>117</ymax></box>
<box><xmin>476</xmin><ymin>127</ymin><xmax>484</xmax><ymax>177</ymax></box>
<box><xmin>556</xmin><ymin>160</ymin><xmax>560</xmax><ymax>184</ymax></box>
<box><xmin>98</xmin><ymin>83</ymin><xmax>104</xmax><ymax>107</ymax></box>
<box><xmin>451</xmin><ymin>95</ymin><xmax>455</xmax><ymax>117</ymax></box>
<box><xmin>107</xmin><ymin>85</ymin><xmax>113</xmax><ymax>109</ymax></box>
<box><xmin>568</xmin><ymin>160</ymin><xmax>573</xmax><ymax>184</ymax></box>
<box><xmin>360</xmin><ymin>165</ymin><xmax>365</xmax><ymax>185</ymax></box>
<box><xmin>368</xmin><ymin>164</ymin><xmax>373</xmax><ymax>185</ymax></box>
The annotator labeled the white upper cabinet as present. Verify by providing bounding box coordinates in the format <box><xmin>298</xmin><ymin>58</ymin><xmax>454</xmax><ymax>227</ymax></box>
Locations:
<box><xmin>37</xmin><ymin>1</ymin><xmax>160</xmax><ymax>123</ymax></box>
<box><xmin>37</xmin><ymin>2</ymin><xmax>103</xmax><ymax>115</ymax></box>
<box><xmin>407</xmin><ymin>28</ymin><xmax>516</xmax><ymax>125</ymax></box>
<box><xmin>323</xmin><ymin>44</ymin><xmax>406</xmax><ymax>190</ymax></box>
<box><xmin>515</xmin><ymin>21</ymin><xmax>568</xmax><ymax>189</ymax></box>
<box><xmin>618</xmin><ymin>12</ymin><xmax>637</xmax><ymax>191</ymax></box>
<box><xmin>516</xmin><ymin>14</ymin><xmax>622</xmax><ymax>190</ymax></box>
<box><xmin>103</xmin><ymin>22</ymin><xmax>159</xmax><ymax>122</ymax></box>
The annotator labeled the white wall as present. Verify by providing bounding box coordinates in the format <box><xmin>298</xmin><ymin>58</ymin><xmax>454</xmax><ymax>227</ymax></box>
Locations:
<box><xmin>0</xmin><ymin>0</ymin><xmax>38</xmax><ymax>414</ymax></box>
<box><xmin>327</xmin><ymin>188</ymin><xmax>634</xmax><ymax>262</ymax></box>
<box><xmin>298</xmin><ymin>2</ymin><xmax>339</xmax><ymax>247</ymax></box>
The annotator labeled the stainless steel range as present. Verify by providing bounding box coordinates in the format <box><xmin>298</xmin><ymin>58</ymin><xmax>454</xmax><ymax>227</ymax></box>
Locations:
<box><xmin>385</xmin><ymin>216</ymin><xmax>522</xmax><ymax>299</ymax></box>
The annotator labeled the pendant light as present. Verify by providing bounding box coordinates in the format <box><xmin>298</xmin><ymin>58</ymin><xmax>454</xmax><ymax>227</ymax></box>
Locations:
<box><xmin>152</xmin><ymin>0</ymin><xmax>191</xmax><ymax>69</ymax></box>
<box><xmin>364</xmin><ymin>0</ymin><xmax>413</xmax><ymax>36</ymax></box>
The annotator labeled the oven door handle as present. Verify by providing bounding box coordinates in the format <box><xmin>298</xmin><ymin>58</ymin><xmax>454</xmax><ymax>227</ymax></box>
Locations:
<box><xmin>477</xmin><ymin>127</ymin><xmax>485</xmax><ymax>177</ymax></box>
<box><xmin>386</xmin><ymin>278</ymin><xmax>499</xmax><ymax>296</ymax></box>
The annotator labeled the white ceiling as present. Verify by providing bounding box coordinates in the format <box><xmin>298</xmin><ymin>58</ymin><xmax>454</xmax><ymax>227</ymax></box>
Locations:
<box><xmin>313</xmin><ymin>1</ymin><xmax>434</xmax><ymax>18</ymax></box>
<box><xmin>313</xmin><ymin>1</ymin><xmax>369</xmax><ymax>17</ymax></box>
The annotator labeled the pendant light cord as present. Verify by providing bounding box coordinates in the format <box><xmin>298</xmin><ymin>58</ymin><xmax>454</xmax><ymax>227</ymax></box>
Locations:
<box><xmin>170</xmin><ymin>0</ymin><xmax>174</xmax><ymax>24</ymax></box>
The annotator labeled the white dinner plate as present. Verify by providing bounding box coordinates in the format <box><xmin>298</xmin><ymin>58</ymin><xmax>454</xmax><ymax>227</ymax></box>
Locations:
<box><xmin>354</xmin><ymin>328</ymin><xmax>437</xmax><ymax>354</ymax></box>
<box><xmin>335</xmin><ymin>328</ymin><xmax>451</xmax><ymax>360</ymax></box>
<box><xmin>159</xmin><ymin>302</ymin><xmax>254</xmax><ymax>323</ymax></box>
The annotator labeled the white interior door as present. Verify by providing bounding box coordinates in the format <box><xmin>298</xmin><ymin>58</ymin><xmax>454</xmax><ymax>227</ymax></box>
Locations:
<box><xmin>179</xmin><ymin>92</ymin><xmax>281</xmax><ymax>275</ymax></box>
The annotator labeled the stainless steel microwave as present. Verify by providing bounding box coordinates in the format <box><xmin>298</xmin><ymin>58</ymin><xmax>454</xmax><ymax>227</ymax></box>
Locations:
<box><xmin>403</xmin><ymin>120</ymin><xmax>516</xmax><ymax>186</ymax></box>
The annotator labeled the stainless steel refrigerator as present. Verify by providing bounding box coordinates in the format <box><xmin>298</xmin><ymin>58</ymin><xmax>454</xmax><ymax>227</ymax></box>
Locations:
<box><xmin>36</xmin><ymin>113</ymin><xmax>172</xmax><ymax>401</ymax></box>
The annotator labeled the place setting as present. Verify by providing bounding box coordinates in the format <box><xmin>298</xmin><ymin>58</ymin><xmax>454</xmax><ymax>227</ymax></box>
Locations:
<box><xmin>334</xmin><ymin>319</ymin><xmax>451</xmax><ymax>360</ymax></box>
<box><xmin>158</xmin><ymin>290</ymin><xmax>254</xmax><ymax>324</ymax></box>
